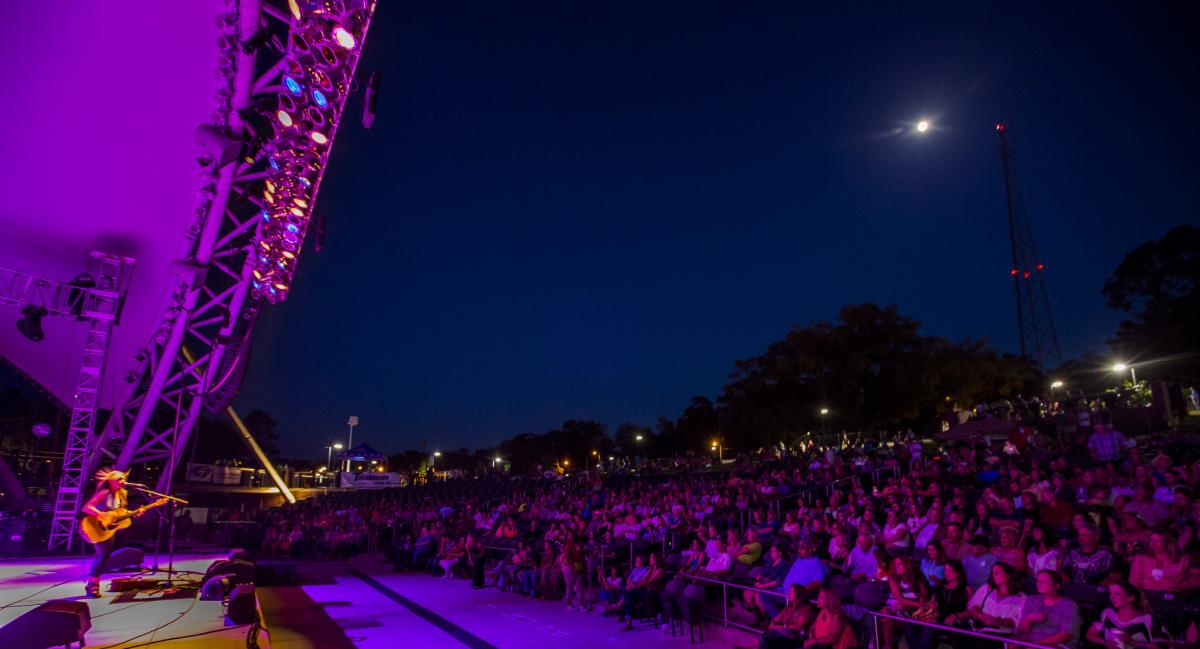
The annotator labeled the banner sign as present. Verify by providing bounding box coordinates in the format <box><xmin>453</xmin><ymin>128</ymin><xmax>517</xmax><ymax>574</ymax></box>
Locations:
<box><xmin>340</xmin><ymin>471</ymin><xmax>401</xmax><ymax>489</ymax></box>
<box><xmin>186</xmin><ymin>463</ymin><xmax>214</xmax><ymax>483</ymax></box>
<box><xmin>213</xmin><ymin>466</ymin><xmax>243</xmax><ymax>485</ymax></box>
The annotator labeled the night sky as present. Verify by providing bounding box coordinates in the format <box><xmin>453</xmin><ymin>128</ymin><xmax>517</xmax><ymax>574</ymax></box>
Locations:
<box><xmin>231</xmin><ymin>1</ymin><xmax>1198</xmax><ymax>456</ymax></box>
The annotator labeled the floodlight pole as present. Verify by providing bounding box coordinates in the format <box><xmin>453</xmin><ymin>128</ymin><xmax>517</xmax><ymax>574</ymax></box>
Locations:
<box><xmin>345</xmin><ymin>416</ymin><xmax>358</xmax><ymax>472</ymax></box>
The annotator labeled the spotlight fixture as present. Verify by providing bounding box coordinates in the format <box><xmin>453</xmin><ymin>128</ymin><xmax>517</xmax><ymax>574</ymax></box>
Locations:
<box><xmin>332</xmin><ymin>26</ymin><xmax>356</xmax><ymax>49</ymax></box>
<box><xmin>17</xmin><ymin>305</ymin><xmax>48</xmax><ymax>342</ymax></box>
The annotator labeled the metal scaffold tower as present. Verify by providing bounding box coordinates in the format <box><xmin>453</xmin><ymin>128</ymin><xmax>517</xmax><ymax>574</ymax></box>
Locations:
<box><xmin>995</xmin><ymin>123</ymin><xmax>1063</xmax><ymax>370</ymax></box>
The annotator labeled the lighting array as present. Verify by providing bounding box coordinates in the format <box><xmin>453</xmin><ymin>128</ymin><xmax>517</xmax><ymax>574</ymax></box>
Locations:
<box><xmin>250</xmin><ymin>0</ymin><xmax>375</xmax><ymax>302</ymax></box>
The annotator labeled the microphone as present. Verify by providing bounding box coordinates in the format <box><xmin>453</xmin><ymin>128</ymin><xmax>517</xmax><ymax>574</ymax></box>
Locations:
<box><xmin>125</xmin><ymin>482</ymin><xmax>151</xmax><ymax>488</ymax></box>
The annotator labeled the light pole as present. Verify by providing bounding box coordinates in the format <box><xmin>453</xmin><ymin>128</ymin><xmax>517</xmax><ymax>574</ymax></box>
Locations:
<box><xmin>1112</xmin><ymin>363</ymin><xmax>1137</xmax><ymax>385</ymax></box>
<box><xmin>710</xmin><ymin>439</ymin><xmax>723</xmax><ymax>462</ymax></box>
<box><xmin>326</xmin><ymin>441</ymin><xmax>344</xmax><ymax>473</ymax></box>
<box><xmin>344</xmin><ymin>416</ymin><xmax>359</xmax><ymax>471</ymax></box>
<box><xmin>819</xmin><ymin>407</ymin><xmax>829</xmax><ymax>436</ymax></box>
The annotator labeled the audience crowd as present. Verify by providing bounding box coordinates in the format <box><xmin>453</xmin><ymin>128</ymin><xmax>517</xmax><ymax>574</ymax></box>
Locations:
<box><xmin>242</xmin><ymin>412</ymin><xmax>1200</xmax><ymax>649</ymax></box>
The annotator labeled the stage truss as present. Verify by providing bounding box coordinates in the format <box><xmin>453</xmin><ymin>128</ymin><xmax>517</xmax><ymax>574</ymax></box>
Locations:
<box><xmin>43</xmin><ymin>0</ymin><xmax>377</xmax><ymax>550</ymax></box>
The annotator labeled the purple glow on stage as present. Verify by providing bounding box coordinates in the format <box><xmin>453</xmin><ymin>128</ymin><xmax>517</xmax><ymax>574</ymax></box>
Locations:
<box><xmin>0</xmin><ymin>2</ymin><xmax>228</xmax><ymax>406</ymax></box>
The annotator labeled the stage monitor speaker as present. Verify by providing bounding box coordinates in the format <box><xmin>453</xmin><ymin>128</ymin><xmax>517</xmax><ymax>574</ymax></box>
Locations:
<box><xmin>0</xmin><ymin>599</ymin><xmax>91</xmax><ymax>648</ymax></box>
<box><xmin>226</xmin><ymin>583</ymin><xmax>258</xmax><ymax>625</ymax></box>
<box><xmin>104</xmin><ymin>547</ymin><xmax>145</xmax><ymax>571</ymax></box>
<box><xmin>0</xmin><ymin>519</ymin><xmax>27</xmax><ymax>555</ymax></box>
<box><xmin>205</xmin><ymin>558</ymin><xmax>256</xmax><ymax>585</ymax></box>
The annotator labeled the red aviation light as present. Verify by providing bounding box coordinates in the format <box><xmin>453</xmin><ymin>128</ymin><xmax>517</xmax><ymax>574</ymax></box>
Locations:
<box><xmin>1035</xmin><ymin>263</ymin><xmax>1044</xmax><ymax>271</ymax></box>
<box><xmin>1010</xmin><ymin>268</ymin><xmax>1019</xmax><ymax>276</ymax></box>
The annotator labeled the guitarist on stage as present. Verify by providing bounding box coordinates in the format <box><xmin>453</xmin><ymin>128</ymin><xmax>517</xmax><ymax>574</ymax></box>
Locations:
<box><xmin>81</xmin><ymin>468</ymin><xmax>143</xmax><ymax>597</ymax></box>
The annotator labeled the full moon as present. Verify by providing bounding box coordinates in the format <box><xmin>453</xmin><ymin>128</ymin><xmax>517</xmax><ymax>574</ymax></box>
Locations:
<box><xmin>917</xmin><ymin>120</ymin><xmax>930</xmax><ymax>132</ymax></box>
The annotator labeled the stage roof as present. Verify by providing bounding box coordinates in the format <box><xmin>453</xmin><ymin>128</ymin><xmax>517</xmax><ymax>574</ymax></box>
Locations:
<box><xmin>0</xmin><ymin>2</ymin><xmax>226</xmax><ymax>407</ymax></box>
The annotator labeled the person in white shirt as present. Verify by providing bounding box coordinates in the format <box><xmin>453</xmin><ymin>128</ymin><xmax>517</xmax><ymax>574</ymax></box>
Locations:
<box><xmin>966</xmin><ymin>562</ymin><xmax>1026</xmax><ymax>633</ymax></box>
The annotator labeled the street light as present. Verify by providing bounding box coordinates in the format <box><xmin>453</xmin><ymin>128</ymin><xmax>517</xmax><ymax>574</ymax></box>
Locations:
<box><xmin>1050</xmin><ymin>380</ymin><xmax>1064</xmax><ymax>389</ymax></box>
<box><xmin>819</xmin><ymin>407</ymin><xmax>830</xmax><ymax>435</ymax></box>
<box><xmin>344</xmin><ymin>416</ymin><xmax>358</xmax><ymax>471</ymax></box>
<box><xmin>711</xmin><ymin>439</ymin><xmax>723</xmax><ymax>462</ymax></box>
<box><xmin>1113</xmin><ymin>363</ymin><xmax>1137</xmax><ymax>385</ymax></box>
<box><xmin>325</xmin><ymin>441</ymin><xmax>344</xmax><ymax>474</ymax></box>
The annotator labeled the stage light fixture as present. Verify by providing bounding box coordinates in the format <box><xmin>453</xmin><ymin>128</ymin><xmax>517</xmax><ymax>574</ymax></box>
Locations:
<box><xmin>277</xmin><ymin>111</ymin><xmax>293</xmax><ymax>127</ymax></box>
<box><xmin>333</xmin><ymin>26</ymin><xmax>356</xmax><ymax>49</ymax></box>
<box><xmin>17</xmin><ymin>305</ymin><xmax>48</xmax><ymax>342</ymax></box>
<box><xmin>288</xmin><ymin>0</ymin><xmax>302</xmax><ymax>20</ymax></box>
<box><xmin>284</xmin><ymin>76</ymin><xmax>302</xmax><ymax>95</ymax></box>
<box><xmin>310</xmin><ymin>131</ymin><xmax>328</xmax><ymax>144</ymax></box>
<box><xmin>312</xmin><ymin>89</ymin><xmax>328</xmax><ymax>107</ymax></box>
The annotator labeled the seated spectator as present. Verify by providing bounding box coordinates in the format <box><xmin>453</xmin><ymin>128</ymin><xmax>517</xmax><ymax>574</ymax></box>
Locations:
<box><xmin>1026</xmin><ymin>524</ymin><xmax>1062</xmax><ymax>574</ymax></box>
<box><xmin>937</xmin><ymin>559</ymin><xmax>973</xmax><ymax>628</ymax></box>
<box><xmin>1111</xmin><ymin>512</ymin><xmax>1151</xmax><ymax>562</ymax></box>
<box><xmin>1124</xmin><ymin>483</ymin><xmax>1169</xmax><ymax>528</ymax></box>
<box><xmin>965</xmin><ymin>562</ymin><xmax>1026</xmax><ymax>634</ymax></box>
<box><xmin>1038</xmin><ymin>488</ymin><xmax>1077</xmax><ymax>529</ymax></box>
<box><xmin>920</xmin><ymin>540</ymin><xmax>947</xmax><ymax>586</ymax></box>
<box><xmin>1062</xmin><ymin>524</ymin><xmax>1118</xmax><ymax>584</ymax></box>
<box><xmin>703</xmin><ymin>539</ymin><xmax>733</xmax><ymax>576</ymax></box>
<box><xmin>941</xmin><ymin>522</ymin><xmax>968</xmax><ymax>561</ymax></box>
<box><xmin>881</xmin><ymin>509</ymin><xmax>912</xmax><ymax>555</ymax></box>
<box><xmin>886</xmin><ymin>557</ymin><xmax>933</xmax><ymax>649</ymax></box>
<box><xmin>598</xmin><ymin>565</ymin><xmax>625</xmax><ymax>616</ymax></box>
<box><xmin>912</xmin><ymin>506</ymin><xmax>942</xmax><ymax>551</ymax></box>
<box><xmin>532</xmin><ymin>540</ymin><xmax>558</xmax><ymax>598</ymax></box>
<box><xmin>805</xmin><ymin>587</ymin><xmax>855</xmax><ymax>649</ymax></box>
<box><xmin>962</xmin><ymin>535</ymin><xmax>999</xmax><ymax>589</ymax></box>
<box><xmin>844</xmin><ymin>530</ymin><xmax>879</xmax><ymax>581</ymax></box>
<box><xmin>619</xmin><ymin>553</ymin><xmax>665</xmax><ymax>631</ymax></box>
<box><xmin>1016</xmin><ymin>570</ymin><xmax>1081</xmax><ymax>647</ymax></box>
<box><xmin>1129</xmin><ymin>530</ymin><xmax>1190</xmax><ymax>593</ymax></box>
<box><xmin>744</xmin><ymin>544</ymin><xmax>791</xmax><ymax>626</ymax></box>
<box><xmin>755</xmin><ymin>584</ymin><xmax>816</xmax><ymax>649</ymax></box>
<box><xmin>990</xmin><ymin>527</ymin><xmax>1027</xmax><ymax>576</ymax></box>
<box><xmin>769</xmin><ymin>538</ymin><xmax>828</xmax><ymax>619</ymax></box>
<box><xmin>737</xmin><ymin>530</ymin><xmax>765</xmax><ymax>565</ymax></box>
<box><xmin>1085</xmin><ymin>582</ymin><xmax>1155</xmax><ymax>649</ymax></box>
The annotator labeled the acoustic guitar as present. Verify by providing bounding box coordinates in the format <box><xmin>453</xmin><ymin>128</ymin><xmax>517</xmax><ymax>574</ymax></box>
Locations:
<box><xmin>79</xmin><ymin>498</ymin><xmax>170</xmax><ymax>544</ymax></box>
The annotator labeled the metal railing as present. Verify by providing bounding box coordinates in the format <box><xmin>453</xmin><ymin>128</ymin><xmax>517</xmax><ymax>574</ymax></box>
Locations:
<box><xmin>867</xmin><ymin>609</ymin><xmax>1051</xmax><ymax>649</ymax></box>
<box><xmin>674</xmin><ymin>570</ymin><xmax>786</xmax><ymax>633</ymax></box>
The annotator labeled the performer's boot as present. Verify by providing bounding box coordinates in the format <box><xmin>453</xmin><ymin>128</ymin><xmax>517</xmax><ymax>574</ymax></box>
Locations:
<box><xmin>85</xmin><ymin>577</ymin><xmax>101</xmax><ymax>598</ymax></box>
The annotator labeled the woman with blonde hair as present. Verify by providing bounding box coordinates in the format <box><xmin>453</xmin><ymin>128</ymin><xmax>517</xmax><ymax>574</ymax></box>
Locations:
<box><xmin>80</xmin><ymin>468</ymin><xmax>140</xmax><ymax>597</ymax></box>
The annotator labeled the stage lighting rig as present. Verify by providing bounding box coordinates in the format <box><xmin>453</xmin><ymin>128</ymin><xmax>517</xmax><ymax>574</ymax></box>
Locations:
<box><xmin>249</xmin><ymin>0</ymin><xmax>375</xmax><ymax>302</ymax></box>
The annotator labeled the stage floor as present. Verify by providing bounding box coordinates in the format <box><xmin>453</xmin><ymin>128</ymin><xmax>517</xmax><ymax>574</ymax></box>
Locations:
<box><xmin>2</xmin><ymin>553</ymin><xmax>755</xmax><ymax>648</ymax></box>
<box><xmin>0</xmin><ymin>553</ymin><xmax>265</xmax><ymax>648</ymax></box>
<box><xmin>286</xmin><ymin>556</ymin><xmax>755</xmax><ymax>649</ymax></box>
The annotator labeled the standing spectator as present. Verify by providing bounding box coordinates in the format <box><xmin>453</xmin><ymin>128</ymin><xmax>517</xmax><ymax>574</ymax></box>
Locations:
<box><xmin>466</xmin><ymin>534</ymin><xmax>486</xmax><ymax>589</ymax></box>
<box><xmin>1088</xmin><ymin>421</ymin><xmax>1130</xmax><ymax>464</ymax></box>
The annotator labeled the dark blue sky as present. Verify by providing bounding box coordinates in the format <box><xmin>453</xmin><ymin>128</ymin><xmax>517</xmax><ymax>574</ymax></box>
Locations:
<box><xmin>234</xmin><ymin>1</ymin><xmax>1198</xmax><ymax>456</ymax></box>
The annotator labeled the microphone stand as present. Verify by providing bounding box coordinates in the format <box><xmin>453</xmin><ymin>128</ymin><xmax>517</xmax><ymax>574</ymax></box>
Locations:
<box><xmin>131</xmin><ymin>485</ymin><xmax>189</xmax><ymax>586</ymax></box>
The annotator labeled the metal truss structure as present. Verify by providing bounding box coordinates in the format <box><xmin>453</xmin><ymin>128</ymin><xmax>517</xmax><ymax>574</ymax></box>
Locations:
<box><xmin>44</xmin><ymin>254</ymin><xmax>136</xmax><ymax>551</ymax></box>
<box><xmin>84</xmin><ymin>0</ymin><xmax>376</xmax><ymax>509</ymax></box>
<box><xmin>996</xmin><ymin>123</ymin><xmax>1063</xmax><ymax>370</ymax></box>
